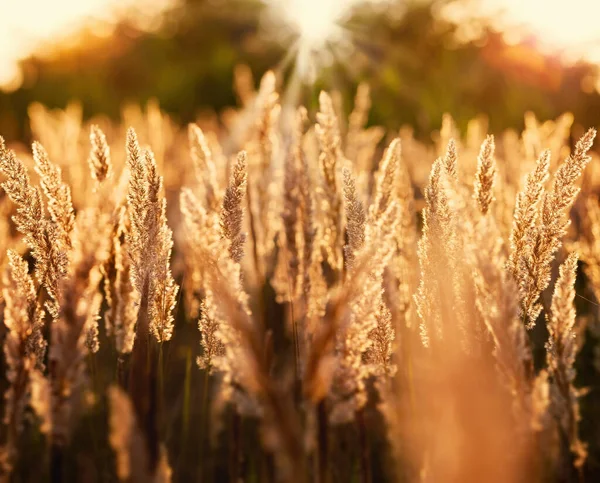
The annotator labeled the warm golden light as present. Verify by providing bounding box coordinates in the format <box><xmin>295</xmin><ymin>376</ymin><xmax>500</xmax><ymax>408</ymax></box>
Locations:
<box><xmin>0</xmin><ymin>0</ymin><xmax>171</xmax><ymax>91</ymax></box>
<box><xmin>278</xmin><ymin>0</ymin><xmax>345</xmax><ymax>49</ymax></box>
<box><xmin>2</xmin><ymin>0</ymin><xmax>600</xmax><ymax>92</ymax></box>
<box><xmin>265</xmin><ymin>0</ymin><xmax>358</xmax><ymax>83</ymax></box>
<box><xmin>484</xmin><ymin>0</ymin><xmax>600</xmax><ymax>62</ymax></box>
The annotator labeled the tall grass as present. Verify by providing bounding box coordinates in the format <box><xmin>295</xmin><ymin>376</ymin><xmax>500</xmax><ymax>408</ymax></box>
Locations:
<box><xmin>0</xmin><ymin>70</ymin><xmax>598</xmax><ymax>482</ymax></box>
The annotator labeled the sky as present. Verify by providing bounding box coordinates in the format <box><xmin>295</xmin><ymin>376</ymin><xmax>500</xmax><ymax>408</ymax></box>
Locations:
<box><xmin>481</xmin><ymin>0</ymin><xmax>600</xmax><ymax>60</ymax></box>
<box><xmin>1</xmin><ymin>0</ymin><xmax>599</xmax><ymax>90</ymax></box>
<box><xmin>0</xmin><ymin>0</ymin><xmax>171</xmax><ymax>89</ymax></box>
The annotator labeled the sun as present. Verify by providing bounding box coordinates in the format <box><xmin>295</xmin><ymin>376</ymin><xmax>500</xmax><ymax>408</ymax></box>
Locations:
<box><xmin>265</xmin><ymin>0</ymin><xmax>356</xmax><ymax>83</ymax></box>
<box><xmin>280</xmin><ymin>0</ymin><xmax>345</xmax><ymax>49</ymax></box>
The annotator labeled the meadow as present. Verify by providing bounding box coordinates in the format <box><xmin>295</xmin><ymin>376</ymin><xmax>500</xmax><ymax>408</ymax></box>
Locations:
<box><xmin>0</xmin><ymin>69</ymin><xmax>599</xmax><ymax>482</ymax></box>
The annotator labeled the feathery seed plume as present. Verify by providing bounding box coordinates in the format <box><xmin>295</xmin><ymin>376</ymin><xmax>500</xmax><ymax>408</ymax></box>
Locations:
<box><xmin>518</xmin><ymin>129</ymin><xmax>595</xmax><ymax>326</ymax></box>
<box><xmin>546</xmin><ymin>253</ymin><xmax>587</xmax><ymax>469</ymax></box>
<box><xmin>220</xmin><ymin>151</ymin><xmax>248</xmax><ymax>264</ymax></box>
<box><xmin>473</xmin><ymin>135</ymin><xmax>496</xmax><ymax>215</ymax></box>
<box><xmin>342</xmin><ymin>167</ymin><xmax>366</xmax><ymax>272</ymax></box>
<box><xmin>88</xmin><ymin>125</ymin><xmax>112</xmax><ymax>184</ymax></box>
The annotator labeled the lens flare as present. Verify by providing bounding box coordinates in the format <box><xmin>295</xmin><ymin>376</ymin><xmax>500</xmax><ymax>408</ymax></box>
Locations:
<box><xmin>280</xmin><ymin>0</ymin><xmax>344</xmax><ymax>49</ymax></box>
<box><xmin>266</xmin><ymin>0</ymin><xmax>356</xmax><ymax>82</ymax></box>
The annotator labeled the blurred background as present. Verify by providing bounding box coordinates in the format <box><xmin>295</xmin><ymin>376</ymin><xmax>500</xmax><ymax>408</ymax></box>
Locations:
<box><xmin>1</xmin><ymin>0</ymin><xmax>600</xmax><ymax>140</ymax></box>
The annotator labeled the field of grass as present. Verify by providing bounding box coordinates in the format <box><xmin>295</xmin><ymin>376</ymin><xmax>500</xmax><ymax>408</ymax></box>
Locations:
<box><xmin>0</xmin><ymin>70</ymin><xmax>600</xmax><ymax>482</ymax></box>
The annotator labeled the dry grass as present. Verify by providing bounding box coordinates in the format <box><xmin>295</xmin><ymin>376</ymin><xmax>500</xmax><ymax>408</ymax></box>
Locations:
<box><xmin>0</xmin><ymin>70</ymin><xmax>598</xmax><ymax>483</ymax></box>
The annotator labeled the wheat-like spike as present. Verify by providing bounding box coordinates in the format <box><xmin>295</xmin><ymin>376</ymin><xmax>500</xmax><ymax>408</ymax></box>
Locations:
<box><xmin>332</xmin><ymin>201</ymin><xmax>401</xmax><ymax>422</ymax></box>
<box><xmin>519</xmin><ymin>129</ymin><xmax>595</xmax><ymax>326</ymax></box>
<box><xmin>346</xmin><ymin>83</ymin><xmax>371</xmax><ymax>162</ymax></box>
<box><xmin>220</xmin><ymin>151</ymin><xmax>248</xmax><ymax>264</ymax></box>
<box><xmin>369</xmin><ymin>138</ymin><xmax>400</xmax><ymax>222</ymax></box>
<box><xmin>143</xmin><ymin>149</ymin><xmax>178</xmax><ymax>343</ymax></box>
<box><xmin>473</xmin><ymin>135</ymin><xmax>496</xmax><ymax>215</ymax></box>
<box><xmin>507</xmin><ymin>150</ymin><xmax>550</xmax><ymax>276</ymax></box>
<box><xmin>88</xmin><ymin>125</ymin><xmax>112</xmax><ymax>184</ymax></box>
<box><xmin>180</xmin><ymin>187</ymin><xmax>222</xmax><ymax>320</ymax></box>
<box><xmin>273</xmin><ymin>114</ymin><xmax>308</xmax><ymax>304</ymax></box>
<box><xmin>294</xmin><ymin>109</ymin><xmax>315</xmax><ymax>302</ymax></box>
<box><xmin>49</xmin><ymin>208</ymin><xmax>109</xmax><ymax>446</ymax></box>
<box><xmin>4</xmin><ymin>250</ymin><xmax>46</xmax><ymax>367</ymax></box>
<box><xmin>32</xmin><ymin>141</ymin><xmax>74</xmax><ymax>249</ymax></box>
<box><xmin>546</xmin><ymin>253</ymin><xmax>587</xmax><ymax>469</ymax></box>
<box><xmin>103</xmin><ymin>207</ymin><xmax>138</xmax><ymax>353</ymax></box>
<box><xmin>364</xmin><ymin>300</ymin><xmax>395</xmax><ymax>377</ymax></box>
<box><xmin>390</xmin><ymin>159</ymin><xmax>418</xmax><ymax>328</ymax></box>
<box><xmin>414</xmin><ymin>159</ymin><xmax>454</xmax><ymax>346</ymax></box>
<box><xmin>149</xmin><ymin>211</ymin><xmax>178</xmax><ymax>343</ymax></box>
<box><xmin>188</xmin><ymin>123</ymin><xmax>221</xmax><ymax>211</ymax></box>
<box><xmin>280</xmin><ymin>109</ymin><xmax>309</xmax><ymax>296</ymax></box>
<box><xmin>442</xmin><ymin>138</ymin><xmax>458</xmax><ymax>181</ymax></box>
<box><xmin>124</xmin><ymin>133</ymin><xmax>177</xmax><ymax>342</ymax></box>
<box><xmin>546</xmin><ymin>252</ymin><xmax>587</xmax><ymax>468</ymax></box>
<box><xmin>316</xmin><ymin>91</ymin><xmax>344</xmax><ymax>276</ymax></box>
<box><xmin>342</xmin><ymin>167</ymin><xmax>366</xmax><ymax>272</ymax></box>
<box><xmin>545</xmin><ymin>129</ymin><xmax>596</xmax><ymax>222</ymax></box>
<box><xmin>196</xmin><ymin>290</ymin><xmax>225</xmax><ymax>371</ymax></box>
<box><xmin>577</xmin><ymin>197</ymin><xmax>600</xmax><ymax>303</ymax></box>
<box><xmin>125</xmin><ymin>127</ymin><xmax>148</xmax><ymax>292</ymax></box>
<box><xmin>188</xmin><ymin>204</ymin><xmax>248</xmax><ymax>409</ymax></box>
<box><xmin>1</xmin><ymin>251</ymin><xmax>47</xmax><ymax>475</ymax></box>
<box><xmin>0</xmin><ymin>137</ymin><xmax>67</xmax><ymax>316</ymax></box>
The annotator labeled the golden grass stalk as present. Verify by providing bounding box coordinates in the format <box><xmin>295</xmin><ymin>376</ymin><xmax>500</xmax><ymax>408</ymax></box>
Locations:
<box><xmin>576</xmin><ymin>197</ymin><xmax>600</xmax><ymax>302</ymax></box>
<box><xmin>124</xmin><ymin>128</ymin><xmax>179</xmax><ymax>480</ymax></box>
<box><xmin>342</xmin><ymin>167</ymin><xmax>366</xmax><ymax>272</ymax></box>
<box><xmin>272</xmin><ymin>110</ymin><xmax>308</xmax><ymax>303</ymax></box>
<box><xmin>219</xmin><ymin>151</ymin><xmax>248</xmax><ymax>264</ymax></box>
<box><xmin>126</xmin><ymin>129</ymin><xmax>178</xmax><ymax>342</ymax></box>
<box><xmin>465</xmin><ymin>213</ymin><xmax>542</xmax><ymax>429</ymax></box>
<box><xmin>103</xmin><ymin>207</ymin><xmax>138</xmax><ymax>353</ymax></box>
<box><xmin>518</xmin><ymin>129</ymin><xmax>595</xmax><ymax>327</ymax></box>
<box><xmin>414</xmin><ymin>157</ymin><xmax>456</xmax><ymax>346</ymax></box>
<box><xmin>441</xmin><ymin>138</ymin><xmax>458</xmax><ymax>181</ymax></box>
<box><xmin>49</xmin><ymin>208</ymin><xmax>110</xmax><ymax>448</ymax></box>
<box><xmin>188</xmin><ymin>123</ymin><xmax>221</xmax><ymax>212</ymax></box>
<box><xmin>331</xmin><ymin>202</ymin><xmax>400</xmax><ymax>422</ymax></box>
<box><xmin>546</xmin><ymin>252</ymin><xmax>587</xmax><ymax>470</ymax></box>
<box><xmin>389</xmin><ymin>158</ymin><xmax>418</xmax><ymax>328</ymax></box>
<box><xmin>0</xmin><ymin>137</ymin><xmax>68</xmax><ymax>317</ymax></box>
<box><xmin>368</xmin><ymin>138</ymin><xmax>400</xmax><ymax>223</ymax></box>
<box><xmin>507</xmin><ymin>150</ymin><xmax>551</xmax><ymax>277</ymax></box>
<box><xmin>88</xmin><ymin>125</ymin><xmax>113</xmax><ymax>185</ymax></box>
<box><xmin>315</xmin><ymin>91</ymin><xmax>344</xmax><ymax>277</ymax></box>
<box><xmin>473</xmin><ymin>135</ymin><xmax>496</xmax><ymax>215</ymax></box>
<box><xmin>32</xmin><ymin>142</ymin><xmax>75</xmax><ymax>249</ymax></box>
<box><xmin>0</xmin><ymin>251</ymin><xmax>47</xmax><ymax>475</ymax></box>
